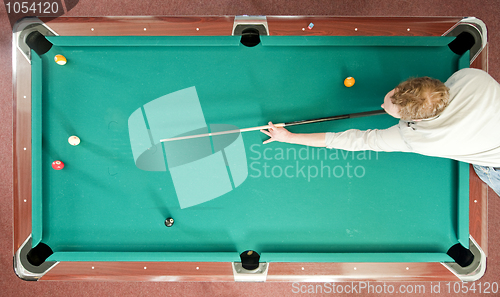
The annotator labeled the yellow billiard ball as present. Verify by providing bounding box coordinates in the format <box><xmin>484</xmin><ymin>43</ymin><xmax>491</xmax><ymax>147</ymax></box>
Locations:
<box><xmin>344</xmin><ymin>77</ymin><xmax>355</xmax><ymax>87</ymax></box>
<box><xmin>54</xmin><ymin>54</ymin><xmax>67</xmax><ymax>65</ymax></box>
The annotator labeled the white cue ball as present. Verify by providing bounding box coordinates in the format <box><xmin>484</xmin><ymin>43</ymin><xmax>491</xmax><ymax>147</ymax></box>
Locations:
<box><xmin>68</xmin><ymin>136</ymin><xmax>81</xmax><ymax>146</ymax></box>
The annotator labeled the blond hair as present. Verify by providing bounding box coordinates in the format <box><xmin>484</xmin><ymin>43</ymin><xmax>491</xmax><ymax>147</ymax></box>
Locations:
<box><xmin>391</xmin><ymin>77</ymin><xmax>450</xmax><ymax>121</ymax></box>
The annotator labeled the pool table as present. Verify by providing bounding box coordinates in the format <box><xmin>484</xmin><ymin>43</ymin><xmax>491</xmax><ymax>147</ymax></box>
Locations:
<box><xmin>13</xmin><ymin>16</ymin><xmax>489</xmax><ymax>281</ymax></box>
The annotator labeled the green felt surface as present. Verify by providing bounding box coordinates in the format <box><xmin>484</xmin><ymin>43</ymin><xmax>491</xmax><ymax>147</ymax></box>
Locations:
<box><xmin>31</xmin><ymin>36</ymin><xmax>469</xmax><ymax>263</ymax></box>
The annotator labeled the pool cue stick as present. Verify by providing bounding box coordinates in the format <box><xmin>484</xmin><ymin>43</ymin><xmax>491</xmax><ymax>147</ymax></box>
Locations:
<box><xmin>160</xmin><ymin>109</ymin><xmax>386</xmax><ymax>143</ymax></box>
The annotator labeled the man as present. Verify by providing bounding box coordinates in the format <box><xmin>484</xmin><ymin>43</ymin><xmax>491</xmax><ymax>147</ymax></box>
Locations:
<box><xmin>261</xmin><ymin>68</ymin><xmax>500</xmax><ymax>195</ymax></box>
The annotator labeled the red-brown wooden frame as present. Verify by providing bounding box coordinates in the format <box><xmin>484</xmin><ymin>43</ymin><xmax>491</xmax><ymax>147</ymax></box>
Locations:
<box><xmin>13</xmin><ymin>16</ymin><xmax>488</xmax><ymax>281</ymax></box>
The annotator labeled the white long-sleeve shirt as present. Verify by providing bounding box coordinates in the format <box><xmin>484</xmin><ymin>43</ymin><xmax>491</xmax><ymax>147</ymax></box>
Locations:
<box><xmin>325</xmin><ymin>68</ymin><xmax>500</xmax><ymax>167</ymax></box>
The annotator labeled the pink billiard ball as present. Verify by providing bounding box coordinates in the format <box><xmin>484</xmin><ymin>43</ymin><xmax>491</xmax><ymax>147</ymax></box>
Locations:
<box><xmin>52</xmin><ymin>160</ymin><xmax>65</xmax><ymax>170</ymax></box>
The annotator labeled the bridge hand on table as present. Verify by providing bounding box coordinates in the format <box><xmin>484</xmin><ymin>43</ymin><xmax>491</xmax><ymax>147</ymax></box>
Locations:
<box><xmin>260</xmin><ymin>122</ymin><xmax>292</xmax><ymax>144</ymax></box>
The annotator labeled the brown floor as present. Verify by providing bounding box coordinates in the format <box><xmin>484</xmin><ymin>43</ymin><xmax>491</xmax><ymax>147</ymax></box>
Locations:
<box><xmin>1</xmin><ymin>1</ymin><xmax>500</xmax><ymax>296</ymax></box>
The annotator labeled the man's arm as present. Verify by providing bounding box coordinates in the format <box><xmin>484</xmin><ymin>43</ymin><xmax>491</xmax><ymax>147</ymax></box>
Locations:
<box><xmin>261</xmin><ymin>122</ymin><xmax>411</xmax><ymax>152</ymax></box>
<box><xmin>325</xmin><ymin>125</ymin><xmax>411</xmax><ymax>152</ymax></box>
<box><xmin>260</xmin><ymin>122</ymin><xmax>326</xmax><ymax>147</ymax></box>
